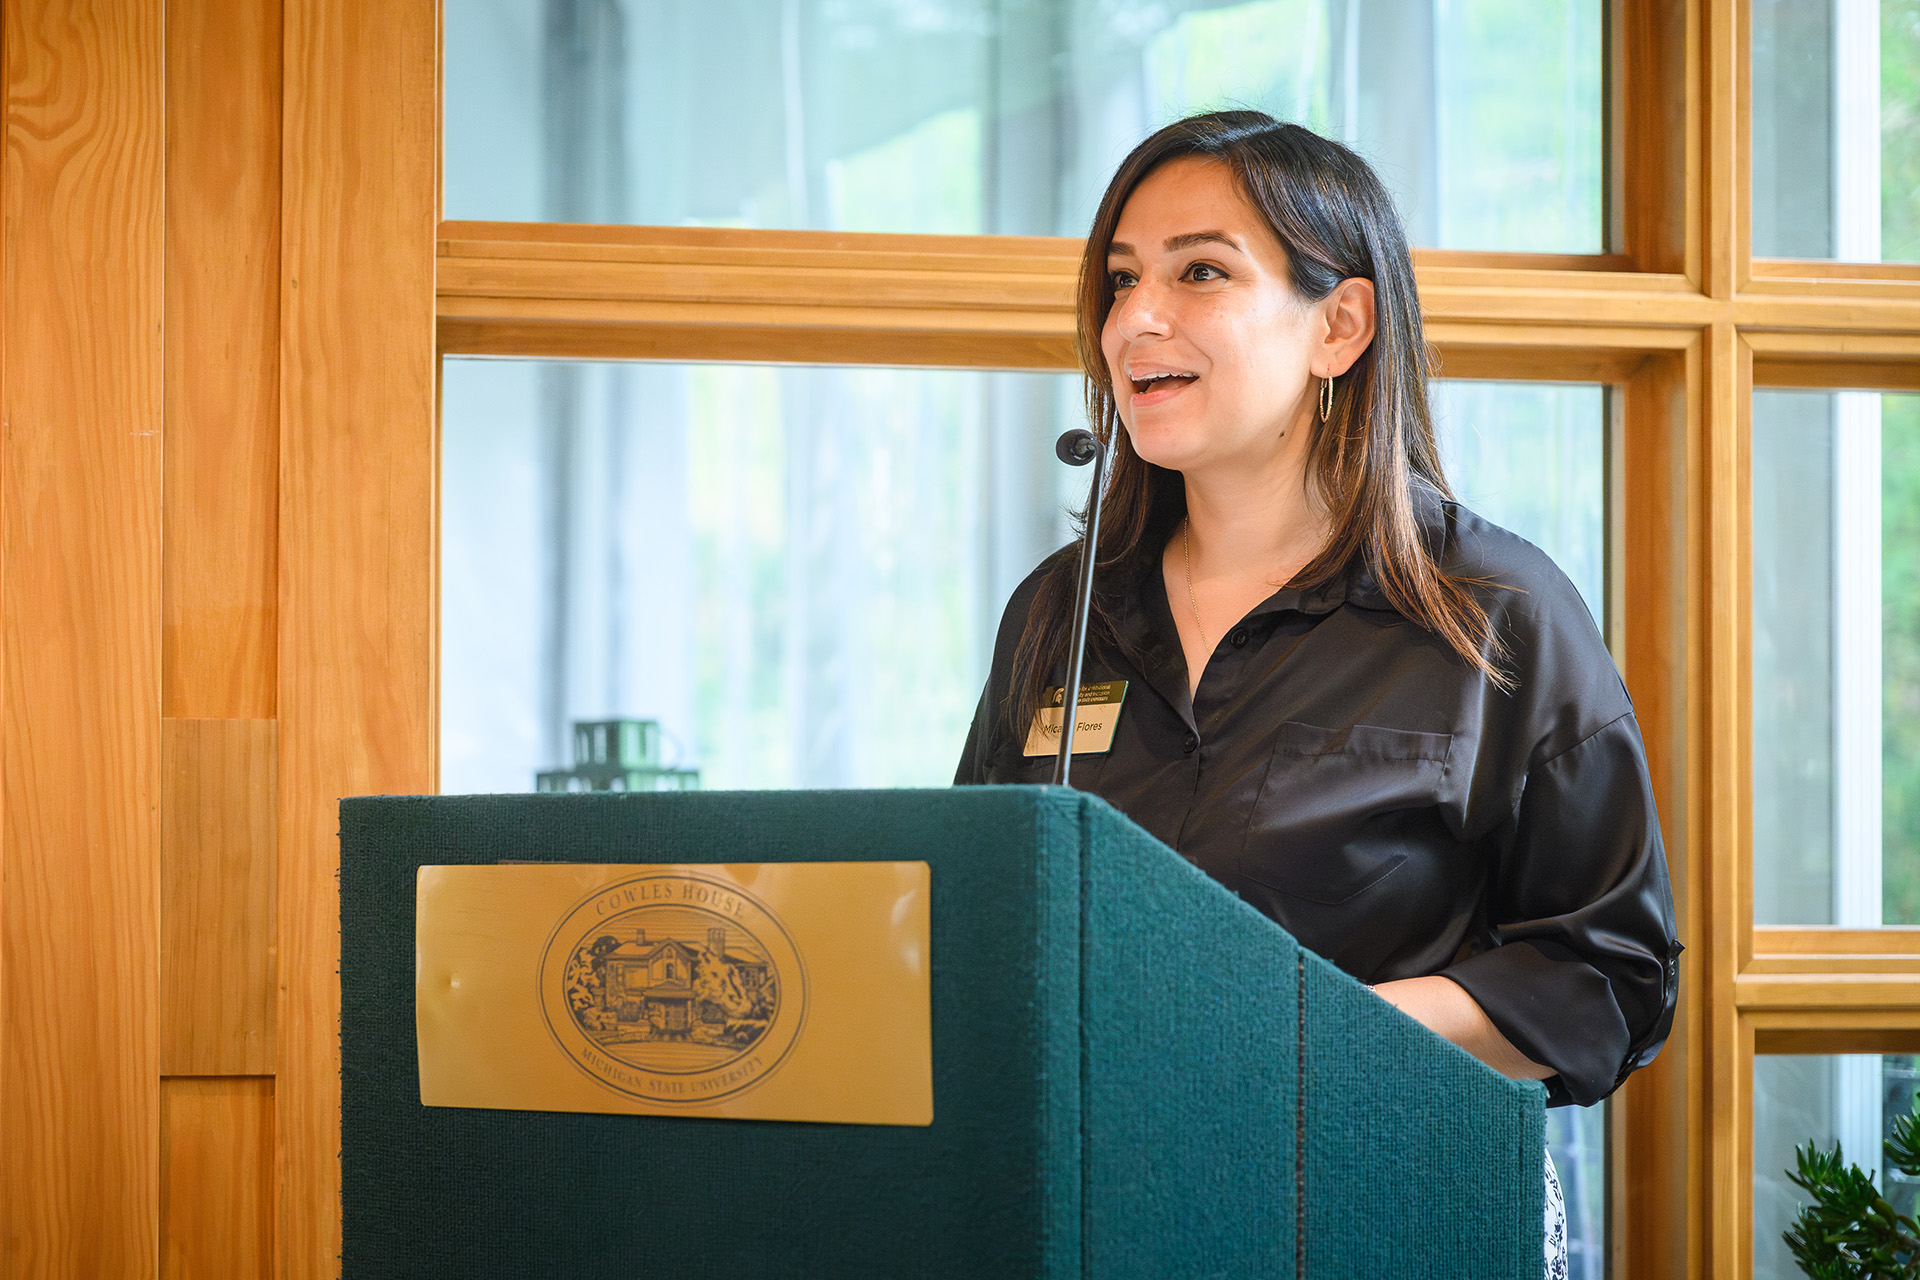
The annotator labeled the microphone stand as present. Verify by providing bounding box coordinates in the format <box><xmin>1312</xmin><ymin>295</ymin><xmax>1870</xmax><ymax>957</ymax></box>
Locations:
<box><xmin>1052</xmin><ymin>428</ymin><xmax>1109</xmax><ymax>787</ymax></box>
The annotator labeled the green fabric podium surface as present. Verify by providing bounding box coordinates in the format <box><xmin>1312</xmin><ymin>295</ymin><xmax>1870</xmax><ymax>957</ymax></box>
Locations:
<box><xmin>341</xmin><ymin>788</ymin><xmax>1544</xmax><ymax>1278</ymax></box>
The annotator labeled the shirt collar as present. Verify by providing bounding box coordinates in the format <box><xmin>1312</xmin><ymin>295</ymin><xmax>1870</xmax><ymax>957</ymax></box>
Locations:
<box><xmin>1114</xmin><ymin>560</ymin><xmax>1199</xmax><ymax>730</ymax></box>
<box><xmin>1115</xmin><ymin>477</ymin><xmax>1451</xmax><ymax>630</ymax></box>
<box><xmin>1102</xmin><ymin>484</ymin><xmax>1446</xmax><ymax>727</ymax></box>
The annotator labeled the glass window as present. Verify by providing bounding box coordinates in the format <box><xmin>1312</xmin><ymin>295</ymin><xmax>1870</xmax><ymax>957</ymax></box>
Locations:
<box><xmin>1432</xmin><ymin>380</ymin><xmax>1608</xmax><ymax>628</ymax></box>
<box><xmin>1753</xmin><ymin>390</ymin><xmax>1920</xmax><ymax>925</ymax></box>
<box><xmin>441</xmin><ymin>359</ymin><xmax>1081</xmax><ymax>793</ymax></box>
<box><xmin>1433</xmin><ymin>379</ymin><xmax>1610</xmax><ymax>1279</ymax></box>
<box><xmin>1754</xmin><ymin>1054</ymin><xmax>1920</xmax><ymax>1280</ymax></box>
<box><xmin>444</xmin><ymin>368</ymin><xmax>1612</xmax><ymax>793</ymax></box>
<box><xmin>1752</xmin><ymin>0</ymin><xmax>1920</xmax><ymax>262</ymax></box>
<box><xmin>444</xmin><ymin>0</ymin><xmax>1605</xmax><ymax>252</ymax></box>
<box><xmin>1546</xmin><ymin>1103</ymin><xmax>1609</xmax><ymax>1280</ymax></box>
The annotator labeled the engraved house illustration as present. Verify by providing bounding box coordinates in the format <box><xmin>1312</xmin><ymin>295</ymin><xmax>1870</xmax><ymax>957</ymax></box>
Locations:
<box><xmin>596</xmin><ymin>926</ymin><xmax>774</xmax><ymax>1041</ymax></box>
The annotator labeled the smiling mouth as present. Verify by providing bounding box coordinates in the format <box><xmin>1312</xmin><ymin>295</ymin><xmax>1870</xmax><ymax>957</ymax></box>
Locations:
<box><xmin>1130</xmin><ymin>372</ymin><xmax>1198</xmax><ymax>394</ymax></box>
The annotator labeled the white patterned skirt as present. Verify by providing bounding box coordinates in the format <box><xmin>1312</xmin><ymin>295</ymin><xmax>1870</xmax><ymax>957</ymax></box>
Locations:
<box><xmin>1543</xmin><ymin>1148</ymin><xmax>1568</xmax><ymax>1280</ymax></box>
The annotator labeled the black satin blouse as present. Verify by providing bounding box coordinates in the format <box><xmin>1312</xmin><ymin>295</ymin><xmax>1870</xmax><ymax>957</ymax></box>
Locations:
<box><xmin>954</xmin><ymin>494</ymin><xmax>1681</xmax><ymax>1107</ymax></box>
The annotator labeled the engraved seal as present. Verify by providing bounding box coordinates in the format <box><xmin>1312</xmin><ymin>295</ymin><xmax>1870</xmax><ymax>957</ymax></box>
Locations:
<box><xmin>539</xmin><ymin>872</ymin><xmax>806</xmax><ymax>1104</ymax></box>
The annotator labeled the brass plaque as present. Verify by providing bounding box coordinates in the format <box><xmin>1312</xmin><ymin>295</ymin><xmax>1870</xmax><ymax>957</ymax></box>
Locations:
<box><xmin>416</xmin><ymin>861</ymin><xmax>932</xmax><ymax>1125</ymax></box>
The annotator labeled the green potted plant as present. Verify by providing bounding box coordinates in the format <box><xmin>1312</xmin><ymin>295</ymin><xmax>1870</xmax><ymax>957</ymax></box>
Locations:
<box><xmin>1785</xmin><ymin>1092</ymin><xmax>1920</xmax><ymax>1277</ymax></box>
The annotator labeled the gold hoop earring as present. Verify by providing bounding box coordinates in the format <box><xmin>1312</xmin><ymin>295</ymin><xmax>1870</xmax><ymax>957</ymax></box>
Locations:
<box><xmin>1319</xmin><ymin>372</ymin><xmax>1334</xmax><ymax>422</ymax></box>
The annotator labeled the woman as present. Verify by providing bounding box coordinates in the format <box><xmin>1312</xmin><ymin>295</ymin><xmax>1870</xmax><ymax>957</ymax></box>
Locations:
<box><xmin>954</xmin><ymin>111</ymin><xmax>1680</xmax><ymax>1270</ymax></box>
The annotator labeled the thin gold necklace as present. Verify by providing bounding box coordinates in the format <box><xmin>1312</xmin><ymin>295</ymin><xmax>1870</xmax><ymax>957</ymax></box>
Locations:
<box><xmin>1182</xmin><ymin>517</ymin><xmax>1208</xmax><ymax>649</ymax></box>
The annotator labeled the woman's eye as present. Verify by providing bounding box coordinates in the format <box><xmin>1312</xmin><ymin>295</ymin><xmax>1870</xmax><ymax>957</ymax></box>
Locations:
<box><xmin>1186</xmin><ymin>262</ymin><xmax>1226</xmax><ymax>282</ymax></box>
<box><xmin>1108</xmin><ymin>269</ymin><xmax>1137</xmax><ymax>290</ymax></box>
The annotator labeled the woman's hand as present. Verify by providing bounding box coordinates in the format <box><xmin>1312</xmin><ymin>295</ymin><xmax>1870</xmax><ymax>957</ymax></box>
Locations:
<box><xmin>1371</xmin><ymin>975</ymin><xmax>1555</xmax><ymax>1082</ymax></box>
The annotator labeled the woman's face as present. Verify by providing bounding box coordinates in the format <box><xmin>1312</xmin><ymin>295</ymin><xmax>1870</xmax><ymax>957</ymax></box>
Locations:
<box><xmin>1099</xmin><ymin>157</ymin><xmax>1327</xmax><ymax>479</ymax></box>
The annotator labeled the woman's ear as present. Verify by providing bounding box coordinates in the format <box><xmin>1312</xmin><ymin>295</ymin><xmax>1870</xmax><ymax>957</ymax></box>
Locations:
<box><xmin>1319</xmin><ymin>277</ymin><xmax>1377</xmax><ymax>377</ymax></box>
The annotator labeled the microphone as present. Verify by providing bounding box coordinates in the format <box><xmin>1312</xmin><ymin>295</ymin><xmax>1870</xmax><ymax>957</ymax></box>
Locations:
<box><xmin>1052</xmin><ymin>428</ymin><xmax>1110</xmax><ymax>787</ymax></box>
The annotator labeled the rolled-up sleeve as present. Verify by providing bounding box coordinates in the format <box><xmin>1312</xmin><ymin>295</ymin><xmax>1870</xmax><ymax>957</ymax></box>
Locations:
<box><xmin>1441</xmin><ymin>712</ymin><xmax>1682</xmax><ymax>1106</ymax></box>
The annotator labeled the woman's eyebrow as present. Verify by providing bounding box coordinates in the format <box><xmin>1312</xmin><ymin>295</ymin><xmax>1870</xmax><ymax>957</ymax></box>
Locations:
<box><xmin>1164</xmin><ymin>230</ymin><xmax>1241</xmax><ymax>252</ymax></box>
<box><xmin>1106</xmin><ymin>231</ymin><xmax>1243</xmax><ymax>259</ymax></box>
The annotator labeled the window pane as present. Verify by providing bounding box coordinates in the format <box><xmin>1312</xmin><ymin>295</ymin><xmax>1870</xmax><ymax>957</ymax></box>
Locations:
<box><xmin>441</xmin><ymin>359</ymin><xmax>1079</xmax><ymax>793</ymax></box>
<box><xmin>1435</xmin><ymin>377</ymin><xmax>1610</xmax><ymax>1279</ymax></box>
<box><xmin>1752</xmin><ymin>0</ymin><xmax>1920</xmax><ymax>262</ymax></box>
<box><xmin>1754</xmin><ymin>1054</ymin><xmax>1920</xmax><ymax>1280</ymax></box>
<box><xmin>445</xmin><ymin>0</ymin><xmax>1604</xmax><ymax>251</ymax></box>
<box><xmin>1752</xmin><ymin>390</ymin><xmax>1920</xmax><ymax>925</ymax></box>
<box><xmin>1432</xmin><ymin>380</ymin><xmax>1608</xmax><ymax>629</ymax></box>
<box><xmin>445</xmin><ymin>369</ymin><xmax>1614</xmax><ymax>792</ymax></box>
<box><xmin>1546</xmin><ymin>1103</ymin><xmax>1609</xmax><ymax>1280</ymax></box>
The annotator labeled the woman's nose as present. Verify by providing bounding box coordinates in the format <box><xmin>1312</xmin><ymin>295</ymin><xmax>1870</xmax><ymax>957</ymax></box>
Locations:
<box><xmin>1112</xmin><ymin>278</ymin><xmax>1172</xmax><ymax>341</ymax></box>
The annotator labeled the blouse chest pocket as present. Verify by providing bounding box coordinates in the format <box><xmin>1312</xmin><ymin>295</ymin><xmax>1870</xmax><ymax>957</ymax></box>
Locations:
<box><xmin>1239</xmin><ymin>721</ymin><xmax>1454</xmax><ymax>905</ymax></box>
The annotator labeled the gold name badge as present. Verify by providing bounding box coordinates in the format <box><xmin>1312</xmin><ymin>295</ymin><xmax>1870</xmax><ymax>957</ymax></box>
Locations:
<box><xmin>416</xmin><ymin>861</ymin><xmax>931</xmax><ymax>1126</ymax></box>
<box><xmin>1023</xmin><ymin>679</ymin><xmax>1128</xmax><ymax>756</ymax></box>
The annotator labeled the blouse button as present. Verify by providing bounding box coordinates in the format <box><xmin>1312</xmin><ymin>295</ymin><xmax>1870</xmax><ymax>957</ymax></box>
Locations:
<box><xmin>1229</xmin><ymin>627</ymin><xmax>1250</xmax><ymax>648</ymax></box>
<box><xmin>1182</xmin><ymin>733</ymin><xmax>1199</xmax><ymax>755</ymax></box>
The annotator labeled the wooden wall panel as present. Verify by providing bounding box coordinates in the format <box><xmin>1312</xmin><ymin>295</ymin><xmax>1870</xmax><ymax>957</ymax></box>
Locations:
<box><xmin>164</xmin><ymin>0</ymin><xmax>282</xmax><ymax>720</ymax></box>
<box><xmin>0</xmin><ymin>0</ymin><xmax>165</xmax><ymax>1275</ymax></box>
<box><xmin>161</xmin><ymin>1077</ymin><xmax>274</xmax><ymax>1280</ymax></box>
<box><xmin>277</xmin><ymin>0</ymin><xmax>439</xmax><ymax>1272</ymax></box>
<box><xmin>162</xmin><ymin>720</ymin><xmax>277</xmax><ymax>1076</ymax></box>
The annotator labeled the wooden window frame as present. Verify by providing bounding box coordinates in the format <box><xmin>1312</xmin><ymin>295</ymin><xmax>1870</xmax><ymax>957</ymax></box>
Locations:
<box><xmin>1730</xmin><ymin>1</ymin><xmax>1920</xmax><ymax>1275</ymax></box>
<box><xmin>262</xmin><ymin>0</ymin><xmax>1920</xmax><ymax>1274</ymax></box>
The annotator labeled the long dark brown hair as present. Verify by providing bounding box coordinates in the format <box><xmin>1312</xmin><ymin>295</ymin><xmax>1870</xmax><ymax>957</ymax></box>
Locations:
<box><xmin>1005</xmin><ymin>110</ymin><xmax>1506</xmax><ymax>742</ymax></box>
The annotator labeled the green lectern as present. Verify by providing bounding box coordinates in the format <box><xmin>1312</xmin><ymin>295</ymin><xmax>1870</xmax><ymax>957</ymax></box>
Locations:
<box><xmin>341</xmin><ymin>787</ymin><xmax>1544</xmax><ymax>1278</ymax></box>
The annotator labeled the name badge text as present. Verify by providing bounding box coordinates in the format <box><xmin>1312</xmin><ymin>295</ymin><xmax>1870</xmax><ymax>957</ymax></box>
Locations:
<box><xmin>1023</xmin><ymin>680</ymin><xmax>1128</xmax><ymax>756</ymax></box>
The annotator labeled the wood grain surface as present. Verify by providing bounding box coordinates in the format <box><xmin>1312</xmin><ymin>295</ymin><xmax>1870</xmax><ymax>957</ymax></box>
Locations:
<box><xmin>1754</xmin><ymin>928</ymin><xmax>1920</xmax><ymax>956</ymax></box>
<box><xmin>162</xmin><ymin>720</ymin><xmax>277</xmax><ymax>1076</ymax></box>
<box><xmin>1620</xmin><ymin>0</ymin><xmax>1691</xmax><ymax>276</ymax></box>
<box><xmin>1731</xmin><ymin>0</ymin><xmax>1754</xmax><ymax>294</ymax></box>
<box><xmin>161</xmin><ymin>1076</ymin><xmax>274</xmax><ymax>1280</ymax></box>
<box><xmin>1753</xmin><ymin>353</ymin><xmax>1920</xmax><ymax>392</ymax></box>
<box><xmin>438</xmin><ymin>317</ymin><xmax>1081</xmax><ymax>371</ymax></box>
<box><xmin>440</xmin><ymin>220</ymin><xmax>1920</xmax><ymax>376</ymax></box>
<box><xmin>1</xmin><ymin>0</ymin><xmax>165</xmax><ymax>1275</ymax></box>
<box><xmin>1751</xmin><ymin>258</ymin><xmax>1920</xmax><ymax>282</ymax></box>
<box><xmin>164</xmin><ymin>0</ymin><xmax>282</xmax><ymax>720</ymax></box>
<box><xmin>1703</xmin><ymin>0</ymin><xmax>1739</xmax><ymax>299</ymax></box>
<box><xmin>1616</xmin><ymin>345</ymin><xmax>1694</xmax><ymax>1280</ymax></box>
<box><xmin>1754</xmin><ymin>1025</ymin><xmax>1920</xmax><ymax>1055</ymax></box>
<box><xmin>277</xmin><ymin>0</ymin><xmax>438</xmax><ymax>1273</ymax></box>
<box><xmin>1701</xmin><ymin>319</ymin><xmax>1746</xmax><ymax>1277</ymax></box>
